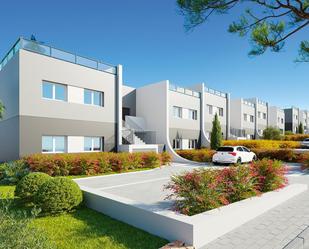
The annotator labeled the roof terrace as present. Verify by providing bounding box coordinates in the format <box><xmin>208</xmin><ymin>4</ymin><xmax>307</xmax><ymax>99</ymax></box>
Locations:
<box><xmin>0</xmin><ymin>38</ymin><xmax>117</xmax><ymax>75</ymax></box>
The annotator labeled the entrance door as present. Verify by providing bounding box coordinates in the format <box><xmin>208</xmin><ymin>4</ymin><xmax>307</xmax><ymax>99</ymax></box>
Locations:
<box><xmin>122</xmin><ymin>107</ymin><xmax>130</xmax><ymax>121</ymax></box>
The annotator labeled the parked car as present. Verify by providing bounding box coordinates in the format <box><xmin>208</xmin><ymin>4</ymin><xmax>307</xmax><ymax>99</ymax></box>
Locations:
<box><xmin>301</xmin><ymin>138</ymin><xmax>309</xmax><ymax>148</ymax></box>
<box><xmin>212</xmin><ymin>146</ymin><xmax>257</xmax><ymax>165</ymax></box>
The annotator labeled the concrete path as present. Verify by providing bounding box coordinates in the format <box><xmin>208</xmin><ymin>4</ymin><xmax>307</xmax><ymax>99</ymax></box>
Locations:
<box><xmin>205</xmin><ymin>164</ymin><xmax>309</xmax><ymax>249</ymax></box>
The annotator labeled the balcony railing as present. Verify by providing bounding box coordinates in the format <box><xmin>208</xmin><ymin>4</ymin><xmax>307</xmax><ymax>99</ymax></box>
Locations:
<box><xmin>243</xmin><ymin>100</ymin><xmax>255</xmax><ymax>107</ymax></box>
<box><xmin>0</xmin><ymin>38</ymin><xmax>117</xmax><ymax>75</ymax></box>
<box><xmin>204</xmin><ymin>86</ymin><xmax>227</xmax><ymax>98</ymax></box>
<box><xmin>169</xmin><ymin>84</ymin><xmax>201</xmax><ymax>98</ymax></box>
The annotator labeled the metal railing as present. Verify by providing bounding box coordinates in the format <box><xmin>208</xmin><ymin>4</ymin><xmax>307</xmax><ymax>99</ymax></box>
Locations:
<box><xmin>0</xmin><ymin>38</ymin><xmax>117</xmax><ymax>75</ymax></box>
<box><xmin>169</xmin><ymin>84</ymin><xmax>201</xmax><ymax>98</ymax></box>
<box><xmin>204</xmin><ymin>86</ymin><xmax>227</xmax><ymax>98</ymax></box>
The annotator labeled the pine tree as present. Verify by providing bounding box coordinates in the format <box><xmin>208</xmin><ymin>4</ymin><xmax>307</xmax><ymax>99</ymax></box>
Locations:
<box><xmin>210</xmin><ymin>113</ymin><xmax>223</xmax><ymax>150</ymax></box>
<box><xmin>299</xmin><ymin>122</ymin><xmax>304</xmax><ymax>134</ymax></box>
<box><xmin>0</xmin><ymin>100</ymin><xmax>5</xmax><ymax>120</ymax></box>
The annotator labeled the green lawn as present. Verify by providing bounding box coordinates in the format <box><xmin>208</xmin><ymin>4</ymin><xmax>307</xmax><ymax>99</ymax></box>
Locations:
<box><xmin>0</xmin><ymin>184</ymin><xmax>167</xmax><ymax>249</ymax></box>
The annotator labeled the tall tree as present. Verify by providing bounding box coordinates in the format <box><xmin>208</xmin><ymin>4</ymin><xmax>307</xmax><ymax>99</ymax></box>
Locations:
<box><xmin>0</xmin><ymin>101</ymin><xmax>5</xmax><ymax>120</ymax></box>
<box><xmin>177</xmin><ymin>0</ymin><xmax>309</xmax><ymax>61</ymax></box>
<box><xmin>210</xmin><ymin>113</ymin><xmax>223</xmax><ymax>149</ymax></box>
<box><xmin>298</xmin><ymin>122</ymin><xmax>304</xmax><ymax>134</ymax></box>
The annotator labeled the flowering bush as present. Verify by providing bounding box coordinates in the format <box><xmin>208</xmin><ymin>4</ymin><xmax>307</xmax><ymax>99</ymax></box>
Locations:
<box><xmin>165</xmin><ymin>160</ymin><xmax>287</xmax><ymax>216</ymax></box>
<box><xmin>176</xmin><ymin>149</ymin><xmax>215</xmax><ymax>162</ymax></box>
<box><xmin>300</xmin><ymin>153</ymin><xmax>309</xmax><ymax>170</ymax></box>
<box><xmin>223</xmin><ymin>140</ymin><xmax>300</xmax><ymax>149</ymax></box>
<box><xmin>252</xmin><ymin>149</ymin><xmax>298</xmax><ymax>162</ymax></box>
<box><xmin>250</xmin><ymin>159</ymin><xmax>287</xmax><ymax>192</ymax></box>
<box><xmin>23</xmin><ymin>152</ymin><xmax>171</xmax><ymax>176</ymax></box>
<box><xmin>283</xmin><ymin>134</ymin><xmax>309</xmax><ymax>141</ymax></box>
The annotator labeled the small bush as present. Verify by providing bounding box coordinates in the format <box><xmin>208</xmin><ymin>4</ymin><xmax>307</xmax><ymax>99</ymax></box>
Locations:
<box><xmin>141</xmin><ymin>152</ymin><xmax>161</xmax><ymax>168</ymax></box>
<box><xmin>35</xmin><ymin>177</ymin><xmax>83</xmax><ymax>215</ymax></box>
<box><xmin>250</xmin><ymin>159</ymin><xmax>287</xmax><ymax>192</ymax></box>
<box><xmin>15</xmin><ymin>172</ymin><xmax>51</xmax><ymax>203</ymax></box>
<box><xmin>253</xmin><ymin>149</ymin><xmax>298</xmax><ymax>162</ymax></box>
<box><xmin>263</xmin><ymin>127</ymin><xmax>282</xmax><ymax>140</ymax></box>
<box><xmin>160</xmin><ymin>152</ymin><xmax>172</xmax><ymax>165</ymax></box>
<box><xmin>284</xmin><ymin>134</ymin><xmax>309</xmax><ymax>141</ymax></box>
<box><xmin>223</xmin><ymin>140</ymin><xmax>300</xmax><ymax>149</ymax></box>
<box><xmin>300</xmin><ymin>153</ymin><xmax>309</xmax><ymax>170</ymax></box>
<box><xmin>0</xmin><ymin>160</ymin><xmax>29</xmax><ymax>184</ymax></box>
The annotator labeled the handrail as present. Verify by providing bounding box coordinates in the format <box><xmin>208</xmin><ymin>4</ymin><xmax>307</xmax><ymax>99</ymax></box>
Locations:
<box><xmin>0</xmin><ymin>37</ymin><xmax>117</xmax><ymax>75</ymax></box>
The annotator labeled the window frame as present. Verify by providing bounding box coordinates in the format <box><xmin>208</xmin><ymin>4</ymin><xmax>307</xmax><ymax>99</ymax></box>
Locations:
<box><xmin>42</xmin><ymin>136</ymin><xmax>66</xmax><ymax>153</ymax></box>
<box><xmin>188</xmin><ymin>109</ymin><xmax>198</xmax><ymax>120</ymax></box>
<box><xmin>218</xmin><ymin>107</ymin><xmax>224</xmax><ymax>117</ymax></box>
<box><xmin>84</xmin><ymin>89</ymin><xmax>104</xmax><ymax>107</ymax></box>
<box><xmin>173</xmin><ymin>139</ymin><xmax>181</xmax><ymax>149</ymax></box>
<box><xmin>173</xmin><ymin>106</ymin><xmax>182</xmax><ymax>118</ymax></box>
<box><xmin>42</xmin><ymin>81</ymin><xmax>67</xmax><ymax>102</ymax></box>
<box><xmin>84</xmin><ymin>137</ymin><xmax>104</xmax><ymax>152</ymax></box>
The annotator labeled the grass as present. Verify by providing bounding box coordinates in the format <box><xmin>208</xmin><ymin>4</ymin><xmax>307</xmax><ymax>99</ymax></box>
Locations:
<box><xmin>0</xmin><ymin>183</ymin><xmax>168</xmax><ymax>249</ymax></box>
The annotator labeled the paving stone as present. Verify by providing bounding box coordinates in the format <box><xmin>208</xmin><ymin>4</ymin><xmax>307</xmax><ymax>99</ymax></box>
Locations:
<box><xmin>206</xmin><ymin>174</ymin><xmax>309</xmax><ymax>249</ymax></box>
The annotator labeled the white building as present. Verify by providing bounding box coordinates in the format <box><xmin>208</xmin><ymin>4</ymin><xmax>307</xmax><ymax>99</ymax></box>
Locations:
<box><xmin>268</xmin><ymin>106</ymin><xmax>285</xmax><ymax>133</ymax></box>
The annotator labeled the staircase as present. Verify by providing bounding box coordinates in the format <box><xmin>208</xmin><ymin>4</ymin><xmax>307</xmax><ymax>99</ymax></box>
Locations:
<box><xmin>122</xmin><ymin>127</ymin><xmax>146</xmax><ymax>145</ymax></box>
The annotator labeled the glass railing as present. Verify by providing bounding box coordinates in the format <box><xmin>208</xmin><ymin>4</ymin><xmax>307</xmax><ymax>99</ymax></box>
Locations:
<box><xmin>0</xmin><ymin>38</ymin><xmax>117</xmax><ymax>75</ymax></box>
<box><xmin>243</xmin><ymin>100</ymin><xmax>255</xmax><ymax>107</ymax></box>
<box><xmin>169</xmin><ymin>84</ymin><xmax>201</xmax><ymax>98</ymax></box>
<box><xmin>204</xmin><ymin>86</ymin><xmax>227</xmax><ymax>98</ymax></box>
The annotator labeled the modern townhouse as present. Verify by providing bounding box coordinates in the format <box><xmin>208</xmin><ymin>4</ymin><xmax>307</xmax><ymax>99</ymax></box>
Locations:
<box><xmin>230</xmin><ymin>99</ymin><xmax>256</xmax><ymax>139</ymax></box>
<box><xmin>284</xmin><ymin>107</ymin><xmax>300</xmax><ymax>133</ymax></box>
<box><xmin>245</xmin><ymin>98</ymin><xmax>269</xmax><ymax>137</ymax></box>
<box><xmin>268</xmin><ymin>106</ymin><xmax>285</xmax><ymax>134</ymax></box>
<box><xmin>0</xmin><ymin>38</ymin><xmax>122</xmax><ymax>162</ymax></box>
<box><xmin>300</xmin><ymin>110</ymin><xmax>309</xmax><ymax>134</ymax></box>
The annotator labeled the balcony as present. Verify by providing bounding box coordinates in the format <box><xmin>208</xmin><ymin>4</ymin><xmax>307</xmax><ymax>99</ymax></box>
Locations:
<box><xmin>169</xmin><ymin>84</ymin><xmax>200</xmax><ymax>98</ymax></box>
<box><xmin>0</xmin><ymin>38</ymin><xmax>117</xmax><ymax>75</ymax></box>
<box><xmin>204</xmin><ymin>86</ymin><xmax>227</xmax><ymax>98</ymax></box>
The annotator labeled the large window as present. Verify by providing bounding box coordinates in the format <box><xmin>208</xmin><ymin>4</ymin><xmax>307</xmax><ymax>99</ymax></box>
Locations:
<box><xmin>188</xmin><ymin>139</ymin><xmax>197</xmax><ymax>149</ymax></box>
<box><xmin>84</xmin><ymin>89</ymin><xmax>104</xmax><ymax>106</ymax></box>
<box><xmin>173</xmin><ymin>139</ymin><xmax>181</xmax><ymax>149</ymax></box>
<box><xmin>42</xmin><ymin>136</ymin><xmax>66</xmax><ymax>153</ymax></box>
<box><xmin>244</xmin><ymin>114</ymin><xmax>248</xmax><ymax>121</ymax></box>
<box><xmin>84</xmin><ymin>137</ymin><xmax>103</xmax><ymax>151</ymax></box>
<box><xmin>173</xmin><ymin>106</ymin><xmax>182</xmax><ymax>118</ymax></box>
<box><xmin>189</xmin><ymin>109</ymin><xmax>198</xmax><ymax>120</ymax></box>
<box><xmin>250</xmin><ymin>115</ymin><xmax>255</xmax><ymax>123</ymax></box>
<box><xmin>42</xmin><ymin>81</ymin><xmax>67</xmax><ymax>101</ymax></box>
<box><xmin>263</xmin><ymin>113</ymin><xmax>267</xmax><ymax>120</ymax></box>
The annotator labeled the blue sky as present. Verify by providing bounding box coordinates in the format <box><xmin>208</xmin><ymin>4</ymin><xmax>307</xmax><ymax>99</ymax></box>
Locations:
<box><xmin>0</xmin><ymin>0</ymin><xmax>308</xmax><ymax>109</ymax></box>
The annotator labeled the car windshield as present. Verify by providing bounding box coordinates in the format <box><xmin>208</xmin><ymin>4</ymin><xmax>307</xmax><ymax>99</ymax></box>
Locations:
<box><xmin>217</xmin><ymin>147</ymin><xmax>234</xmax><ymax>152</ymax></box>
<box><xmin>304</xmin><ymin>138</ymin><xmax>309</xmax><ymax>142</ymax></box>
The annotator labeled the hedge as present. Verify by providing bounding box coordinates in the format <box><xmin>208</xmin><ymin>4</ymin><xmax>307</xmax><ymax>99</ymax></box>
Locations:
<box><xmin>283</xmin><ymin>134</ymin><xmax>309</xmax><ymax>141</ymax></box>
<box><xmin>223</xmin><ymin>140</ymin><xmax>300</xmax><ymax>149</ymax></box>
<box><xmin>176</xmin><ymin>149</ymin><xmax>215</xmax><ymax>162</ymax></box>
<box><xmin>165</xmin><ymin>159</ymin><xmax>287</xmax><ymax>216</ymax></box>
<box><xmin>23</xmin><ymin>152</ymin><xmax>172</xmax><ymax>176</ymax></box>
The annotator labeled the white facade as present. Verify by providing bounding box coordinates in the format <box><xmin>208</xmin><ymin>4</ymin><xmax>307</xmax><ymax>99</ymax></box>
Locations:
<box><xmin>268</xmin><ymin>106</ymin><xmax>285</xmax><ymax>133</ymax></box>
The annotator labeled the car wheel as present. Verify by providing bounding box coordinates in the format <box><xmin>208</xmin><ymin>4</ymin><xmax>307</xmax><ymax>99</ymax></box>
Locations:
<box><xmin>252</xmin><ymin>155</ymin><xmax>257</xmax><ymax>161</ymax></box>
<box><xmin>213</xmin><ymin>162</ymin><xmax>220</xmax><ymax>166</ymax></box>
<box><xmin>236</xmin><ymin>158</ymin><xmax>242</xmax><ymax>164</ymax></box>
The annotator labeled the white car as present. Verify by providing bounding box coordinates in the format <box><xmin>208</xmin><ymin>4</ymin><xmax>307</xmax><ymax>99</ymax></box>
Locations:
<box><xmin>212</xmin><ymin>146</ymin><xmax>257</xmax><ymax>165</ymax></box>
<box><xmin>301</xmin><ymin>138</ymin><xmax>309</xmax><ymax>148</ymax></box>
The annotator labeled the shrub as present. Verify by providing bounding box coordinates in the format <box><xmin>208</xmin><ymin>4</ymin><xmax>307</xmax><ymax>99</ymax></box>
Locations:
<box><xmin>300</xmin><ymin>153</ymin><xmax>309</xmax><ymax>170</ymax></box>
<box><xmin>160</xmin><ymin>152</ymin><xmax>172</xmax><ymax>165</ymax></box>
<box><xmin>177</xmin><ymin>149</ymin><xmax>215</xmax><ymax>162</ymax></box>
<box><xmin>24</xmin><ymin>152</ymin><xmax>170</xmax><ymax>176</ymax></box>
<box><xmin>285</xmin><ymin>131</ymin><xmax>294</xmax><ymax>135</ymax></box>
<box><xmin>210</xmin><ymin>113</ymin><xmax>223</xmax><ymax>150</ymax></box>
<box><xmin>298</xmin><ymin>122</ymin><xmax>304</xmax><ymax>134</ymax></box>
<box><xmin>15</xmin><ymin>173</ymin><xmax>51</xmax><ymax>203</ymax></box>
<box><xmin>253</xmin><ymin>149</ymin><xmax>298</xmax><ymax>162</ymax></box>
<box><xmin>250</xmin><ymin>159</ymin><xmax>287</xmax><ymax>192</ymax></box>
<box><xmin>166</xmin><ymin>160</ymin><xmax>288</xmax><ymax>216</ymax></box>
<box><xmin>0</xmin><ymin>160</ymin><xmax>29</xmax><ymax>184</ymax></box>
<box><xmin>263</xmin><ymin>127</ymin><xmax>282</xmax><ymax>140</ymax></box>
<box><xmin>35</xmin><ymin>177</ymin><xmax>83</xmax><ymax>215</ymax></box>
<box><xmin>223</xmin><ymin>140</ymin><xmax>300</xmax><ymax>149</ymax></box>
<box><xmin>284</xmin><ymin>134</ymin><xmax>309</xmax><ymax>141</ymax></box>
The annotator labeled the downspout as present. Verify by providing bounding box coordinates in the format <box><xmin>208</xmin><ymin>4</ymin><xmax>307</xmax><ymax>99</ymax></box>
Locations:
<box><xmin>226</xmin><ymin>93</ymin><xmax>231</xmax><ymax>140</ymax></box>
<box><xmin>116</xmin><ymin>65</ymin><xmax>123</xmax><ymax>152</ymax></box>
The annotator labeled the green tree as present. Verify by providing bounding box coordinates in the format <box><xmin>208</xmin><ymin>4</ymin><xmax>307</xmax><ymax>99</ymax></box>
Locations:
<box><xmin>0</xmin><ymin>100</ymin><xmax>5</xmax><ymax>120</ymax></box>
<box><xmin>177</xmin><ymin>0</ymin><xmax>309</xmax><ymax>61</ymax></box>
<box><xmin>210</xmin><ymin>113</ymin><xmax>223</xmax><ymax>150</ymax></box>
<box><xmin>263</xmin><ymin>127</ymin><xmax>282</xmax><ymax>140</ymax></box>
<box><xmin>299</xmin><ymin>122</ymin><xmax>304</xmax><ymax>134</ymax></box>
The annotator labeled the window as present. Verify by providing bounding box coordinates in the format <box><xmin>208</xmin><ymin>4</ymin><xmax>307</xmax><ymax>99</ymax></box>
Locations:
<box><xmin>250</xmin><ymin>115</ymin><xmax>254</xmax><ymax>123</ymax></box>
<box><xmin>244</xmin><ymin>114</ymin><xmax>248</xmax><ymax>121</ymax></box>
<box><xmin>173</xmin><ymin>106</ymin><xmax>182</xmax><ymax>118</ymax></box>
<box><xmin>84</xmin><ymin>137</ymin><xmax>103</xmax><ymax>151</ymax></box>
<box><xmin>189</xmin><ymin>109</ymin><xmax>197</xmax><ymax>120</ymax></box>
<box><xmin>207</xmin><ymin>105</ymin><xmax>213</xmax><ymax>115</ymax></box>
<box><xmin>218</xmin><ymin>107</ymin><xmax>224</xmax><ymax>117</ymax></box>
<box><xmin>242</xmin><ymin>147</ymin><xmax>250</xmax><ymax>152</ymax></box>
<box><xmin>258</xmin><ymin>112</ymin><xmax>261</xmax><ymax>119</ymax></box>
<box><xmin>263</xmin><ymin>113</ymin><xmax>267</xmax><ymax>120</ymax></box>
<box><xmin>173</xmin><ymin>139</ymin><xmax>181</xmax><ymax>149</ymax></box>
<box><xmin>188</xmin><ymin>139</ymin><xmax>197</xmax><ymax>149</ymax></box>
<box><xmin>237</xmin><ymin>147</ymin><xmax>243</xmax><ymax>152</ymax></box>
<box><xmin>42</xmin><ymin>136</ymin><xmax>66</xmax><ymax>153</ymax></box>
<box><xmin>281</xmin><ymin>118</ymin><xmax>284</xmax><ymax>124</ymax></box>
<box><xmin>42</xmin><ymin>81</ymin><xmax>67</xmax><ymax>101</ymax></box>
<box><xmin>84</xmin><ymin>89</ymin><xmax>103</xmax><ymax>106</ymax></box>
